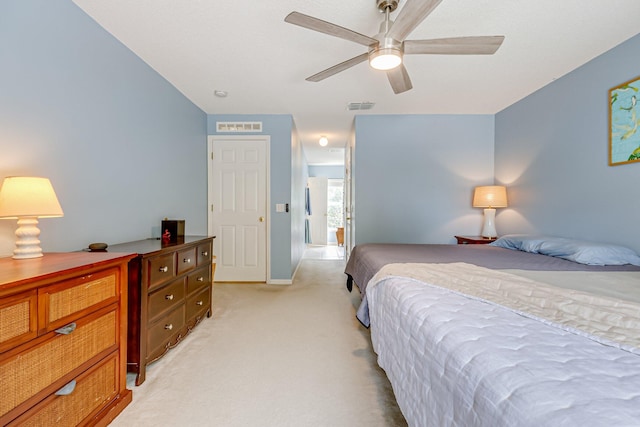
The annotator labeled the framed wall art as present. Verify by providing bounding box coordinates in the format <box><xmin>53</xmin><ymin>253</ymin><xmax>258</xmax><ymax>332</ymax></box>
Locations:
<box><xmin>609</xmin><ymin>75</ymin><xmax>640</xmax><ymax>166</ymax></box>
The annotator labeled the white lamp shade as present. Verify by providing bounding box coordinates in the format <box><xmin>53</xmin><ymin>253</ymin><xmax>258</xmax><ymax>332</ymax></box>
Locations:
<box><xmin>0</xmin><ymin>177</ymin><xmax>64</xmax><ymax>218</ymax></box>
<box><xmin>472</xmin><ymin>186</ymin><xmax>508</xmax><ymax>208</ymax></box>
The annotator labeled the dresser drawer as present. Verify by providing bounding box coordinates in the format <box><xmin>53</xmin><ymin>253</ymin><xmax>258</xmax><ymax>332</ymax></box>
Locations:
<box><xmin>177</xmin><ymin>246</ymin><xmax>197</xmax><ymax>275</ymax></box>
<box><xmin>40</xmin><ymin>268</ymin><xmax>119</xmax><ymax>333</ymax></box>
<box><xmin>0</xmin><ymin>307</ymin><xmax>118</xmax><ymax>419</ymax></box>
<box><xmin>0</xmin><ymin>290</ymin><xmax>37</xmax><ymax>353</ymax></box>
<box><xmin>148</xmin><ymin>278</ymin><xmax>185</xmax><ymax>323</ymax></box>
<box><xmin>186</xmin><ymin>287</ymin><xmax>211</xmax><ymax>322</ymax></box>
<box><xmin>147</xmin><ymin>253</ymin><xmax>176</xmax><ymax>290</ymax></box>
<box><xmin>147</xmin><ymin>306</ymin><xmax>185</xmax><ymax>362</ymax></box>
<box><xmin>186</xmin><ymin>266</ymin><xmax>210</xmax><ymax>295</ymax></box>
<box><xmin>196</xmin><ymin>241</ymin><xmax>212</xmax><ymax>267</ymax></box>
<box><xmin>8</xmin><ymin>352</ymin><xmax>119</xmax><ymax>427</ymax></box>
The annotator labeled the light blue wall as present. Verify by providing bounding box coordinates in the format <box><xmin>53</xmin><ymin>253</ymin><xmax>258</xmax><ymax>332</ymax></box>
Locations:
<box><xmin>207</xmin><ymin>114</ymin><xmax>300</xmax><ymax>281</ymax></box>
<box><xmin>291</xmin><ymin>126</ymin><xmax>307</xmax><ymax>276</ymax></box>
<box><xmin>495</xmin><ymin>34</ymin><xmax>640</xmax><ymax>253</ymax></box>
<box><xmin>353</xmin><ymin>115</ymin><xmax>495</xmax><ymax>244</ymax></box>
<box><xmin>308</xmin><ymin>165</ymin><xmax>344</xmax><ymax>179</ymax></box>
<box><xmin>0</xmin><ymin>0</ymin><xmax>207</xmax><ymax>256</ymax></box>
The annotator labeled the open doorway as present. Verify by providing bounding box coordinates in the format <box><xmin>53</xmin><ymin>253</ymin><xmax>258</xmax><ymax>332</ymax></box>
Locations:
<box><xmin>304</xmin><ymin>177</ymin><xmax>345</xmax><ymax>260</ymax></box>
<box><xmin>327</xmin><ymin>179</ymin><xmax>344</xmax><ymax>246</ymax></box>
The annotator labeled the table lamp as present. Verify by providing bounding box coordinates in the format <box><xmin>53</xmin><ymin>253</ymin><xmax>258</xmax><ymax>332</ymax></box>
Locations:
<box><xmin>472</xmin><ymin>185</ymin><xmax>507</xmax><ymax>238</ymax></box>
<box><xmin>0</xmin><ymin>177</ymin><xmax>64</xmax><ymax>259</ymax></box>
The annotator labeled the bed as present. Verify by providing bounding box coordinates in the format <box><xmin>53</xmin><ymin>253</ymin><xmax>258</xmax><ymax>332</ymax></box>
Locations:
<box><xmin>344</xmin><ymin>235</ymin><xmax>640</xmax><ymax>426</ymax></box>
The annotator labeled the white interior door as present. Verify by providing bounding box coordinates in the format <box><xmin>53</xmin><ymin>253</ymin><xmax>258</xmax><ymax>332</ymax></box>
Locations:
<box><xmin>208</xmin><ymin>136</ymin><xmax>268</xmax><ymax>282</ymax></box>
<box><xmin>307</xmin><ymin>177</ymin><xmax>328</xmax><ymax>245</ymax></box>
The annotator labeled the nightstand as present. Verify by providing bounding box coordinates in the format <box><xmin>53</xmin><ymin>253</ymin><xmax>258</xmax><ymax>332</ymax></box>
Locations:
<box><xmin>455</xmin><ymin>235</ymin><xmax>497</xmax><ymax>245</ymax></box>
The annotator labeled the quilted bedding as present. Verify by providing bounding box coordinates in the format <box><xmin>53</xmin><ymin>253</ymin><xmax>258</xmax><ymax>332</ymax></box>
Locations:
<box><xmin>345</xmin><ymin>244</ymin><xmax>640</xmax><ymax>326</ymax></box>
<box><xmin>367</xmin><ymin>263</ymin><xmax>640</xmax><ymax>427</ymax></box>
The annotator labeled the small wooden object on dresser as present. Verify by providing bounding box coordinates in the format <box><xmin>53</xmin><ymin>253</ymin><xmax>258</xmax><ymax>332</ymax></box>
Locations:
<box><xmin>0</xmin><ymin>252</ymin><xmax>135</xmax><ymax>426</ymax></box>
<box><xmin>455</xmin><ymin>235</ymin><xmax>497</xmax><ymax>245</ymax></box>
<box><xmin>108</xmin><ymin>236</ymin><xmax>215</xmax><ymax>385</ymax></box>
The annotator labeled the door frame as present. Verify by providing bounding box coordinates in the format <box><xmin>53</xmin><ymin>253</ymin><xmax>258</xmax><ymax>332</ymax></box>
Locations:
<box><xmin>207</xmin><ymin>135</ymin><xmax>271</xmax><ymax>283</ymax></box>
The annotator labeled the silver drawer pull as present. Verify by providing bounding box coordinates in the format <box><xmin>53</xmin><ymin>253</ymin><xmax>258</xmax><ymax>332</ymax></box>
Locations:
<box><xmin>196</xmin><ymin>301</ymin><xmax>204</xmax><ymax>306</ymax></box>
<box><xmin>201</xmin><ymin>251</ymin><xmax>208</xmax><ymax>257</ymax></box>
<box><xmin>55</xmin><ymin>323</ymin><xmax>77</xmax><ymax>335</ymax></box>
<box><xmin>197</xmin><ymin>276</ymin><xmax>204</xmax><ymax>282</ymax></box>
<box><xmin>183</xmin><ymin>258</ymin><xmax>191</xmax><ymax>263</ymax></box>
<box><xmin>165</xmin><ymin>324</ymin><xmax>173</xmax><ymax>330</ymax></box>
<box><xmin>55</xmin><ymin>380</ymin><xmax>77</xmax><ymax>396</ymax></box>
<box><xmin>165</xmin><ymin>294</ymin><xmax>174</xmax><ymax>301</ymax></box>
<box><xmin>159</xmin><ymin>266</ymin><xmax>169</xmax><ymax>273</ymax></box>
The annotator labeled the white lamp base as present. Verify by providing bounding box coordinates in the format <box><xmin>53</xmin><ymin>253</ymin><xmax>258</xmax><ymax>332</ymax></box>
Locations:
<box><xmin>481</xmin><ymin>208</ymin><xmax>498</xmax><ymax>239</ymax></box>
<box><xmin>12</xmin><ymin>217</ymin><xmax>43</xmax><ymax>259</ymax></box>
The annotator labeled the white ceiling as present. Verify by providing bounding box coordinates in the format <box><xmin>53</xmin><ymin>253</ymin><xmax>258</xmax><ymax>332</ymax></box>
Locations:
<box><xmin>72</xmin><ymin>0</ymin><xmax>640</xmax><ymax>165</ymax></box>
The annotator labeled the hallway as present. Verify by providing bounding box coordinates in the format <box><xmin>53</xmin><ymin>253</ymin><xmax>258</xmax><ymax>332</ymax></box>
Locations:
<box><xmin>303</xmin><ymin>244</ymin><xmax>346</xmax><ymax>260</ymax></box>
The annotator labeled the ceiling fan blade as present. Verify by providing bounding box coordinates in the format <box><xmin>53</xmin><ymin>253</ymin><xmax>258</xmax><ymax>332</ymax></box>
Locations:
<box><xmin>306</xmin><ymin>53</ymin><xmax>370</xmax><ymax>82</ymax></box>
<box><xmin>387</xmin><ymin>0</ymin><xmax>443</xmax><ymax>42</ymax></box>
<box><xmin>404</xmin><ymin>36</ymin><xmax>505</xmax><ymax>55</ymax></box>
<box><xmin>285</xmin><ymin>12</ymin><xmax>378</xmax><ymax>48</ymax></box>
<box><xmin>387</xmin><ymin>64</ymin><xmax>413</xmax><ymax>94</ymax></box>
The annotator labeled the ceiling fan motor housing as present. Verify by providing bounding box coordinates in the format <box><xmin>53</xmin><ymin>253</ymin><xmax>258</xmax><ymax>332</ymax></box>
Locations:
<box><xmin>376</xmin><ymin>0</ymin><xmax>399</xmax><ymax>13</ymax></box>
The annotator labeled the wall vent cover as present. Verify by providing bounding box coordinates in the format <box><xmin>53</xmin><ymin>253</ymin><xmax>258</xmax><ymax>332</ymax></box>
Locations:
<box><xmin>346</xmin><ymin>102</ymin><xmax>375</xmax><ymax>111</ymax></box>
<box><xmin>216</xmin><ymin>122</ymin><xmax>262</xmax><ymax>132</ymax></box>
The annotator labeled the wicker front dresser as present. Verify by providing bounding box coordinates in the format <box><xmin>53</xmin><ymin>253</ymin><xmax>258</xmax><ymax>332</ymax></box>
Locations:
<box><xmin>0</xmin><ymin>252</ymin><xmax>135</xmax><ymax>426</ymax></box>
<box><xmin>108</xmin><ymin>236</ymin><xmax>215</xmax><ymax>385</ymax></box>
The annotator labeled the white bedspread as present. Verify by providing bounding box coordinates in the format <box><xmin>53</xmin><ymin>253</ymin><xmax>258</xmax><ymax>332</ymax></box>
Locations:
<box><xmin>367</xmin><ymin>263</ymin><xmax>640</xmax><ymax>426</ymax></box>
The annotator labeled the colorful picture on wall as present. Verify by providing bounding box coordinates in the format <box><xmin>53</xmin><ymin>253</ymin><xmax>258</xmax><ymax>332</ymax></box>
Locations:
<box><xmin>610</xmin><ymin>75</ymin><xmax>640</xmax><ymax>166</ymax></box>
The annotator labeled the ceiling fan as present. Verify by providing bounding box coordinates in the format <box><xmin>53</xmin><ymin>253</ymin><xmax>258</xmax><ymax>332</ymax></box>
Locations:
<box><xmin>285</xmin><ymin>0</ymin><xmax>504</xmax><ymax>94</ymax></box>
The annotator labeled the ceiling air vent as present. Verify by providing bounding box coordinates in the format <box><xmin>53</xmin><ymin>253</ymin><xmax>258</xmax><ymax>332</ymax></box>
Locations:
<box><xmin>346</xmin><ymin>102</ymin><xmax>375</xmax><ymax>111</ymax></box>
<box><xmin>216</xmin><ymin>122</ymin><xmax>262</xmax><ymax>132</ymax></box>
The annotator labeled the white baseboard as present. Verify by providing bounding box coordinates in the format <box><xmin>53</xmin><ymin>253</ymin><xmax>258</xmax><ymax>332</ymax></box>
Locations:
<box><xmin>268</xmin><ymin>279</ymin><xmax>292</xmax><ymax>285</ymax></box>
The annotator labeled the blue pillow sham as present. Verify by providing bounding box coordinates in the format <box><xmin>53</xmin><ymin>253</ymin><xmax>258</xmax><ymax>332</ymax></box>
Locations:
<box><xmin>490</xmin><ymin>234</ymin><xmax>640</xmax><ymax>266</ymax></box>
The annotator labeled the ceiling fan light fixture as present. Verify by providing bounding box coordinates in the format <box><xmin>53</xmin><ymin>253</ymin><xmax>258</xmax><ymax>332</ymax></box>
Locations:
<box><xmin>369</xmin><ymin>47</ymin><xmax>402</xmax><ymax>71</ymax></box>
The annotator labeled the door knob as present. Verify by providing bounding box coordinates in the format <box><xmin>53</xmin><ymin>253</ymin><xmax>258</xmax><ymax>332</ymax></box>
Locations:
<box><xmin>259</xmin><ymin>216</ymin><xmax>265</xmax><ymax>222</ymax></box>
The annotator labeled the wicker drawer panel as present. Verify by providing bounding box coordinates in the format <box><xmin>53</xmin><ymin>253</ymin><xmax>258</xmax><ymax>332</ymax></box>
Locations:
<box><xmin>196</xmin><ymin>241</ymin><xmax>212</xmax><ymax>266</ymax></box>
<box><xmin>186</xmin><ymin>266</ymin><xmax>210</xmax><ymax>295</ymax></box>
<box><xmin>186</xmin><ymin>287</ymin><xmax>211</xmax><ymax>322</ymax></box>
<box><xmin>0</xmin><ymin>291</ymin><xmax>37</xmax><ymax>352</ymax></box>
<box><xmin>8</xmin><ymin>353</ymin><xmax>118</xmax><ymax>427</ymax></box>
<box><xmin>147</xmin><ymin>306</ymin><xmax>185</xmax><ymax>361</ymax></box>
<box><xmin>148</xmin><ymin>278</ymin><xmax>185</xmax><ymax>323</ymax></box>
<box><xmin>177</xmin><ymin>246</ymin><xmax>196</xmax><ymax>275</ymax></box>
<box><xmin>148</xmin><ymin>253</ymin><xmax>175</xmax><ymax>290</ymax></box>
<box><xmin>43</xmin><ymin>269</ymin><xmax>118</xmax><ymax>326</ymax></box>
<box><xmin>0</xmin><ymin>309</ymin><xmax>117</xmax><ymax>417</ymax></box>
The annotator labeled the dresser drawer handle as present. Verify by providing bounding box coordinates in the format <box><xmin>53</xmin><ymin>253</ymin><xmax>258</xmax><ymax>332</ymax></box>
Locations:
<box><xmin>201</xmin><ymin>251</ymin><xmax>209</xmax><ymax>257</ymax></box>
<box><xmin>165</xmin><ymin>324</ymin><xmax>173</xmax><ymax>330</ymax></box>
<box><xmin>196</xmin><ymin>300</ymin><xmax>204</xmax><ymax>306</ymax></box>
<box><xmin>165</xmin><ymin>294</ymin><xmax>174</xmax><ymax>301</ymax></box>
<box><xmin>197</xmin><ymin>276</ymin><xmax>204</xmax><ymax>282</ymax></box>
<box><xmin>55</xmin><ymin>380</ymin><xmax>77</xmax><ymax>396</ymax></box>
<box><xmin>54</xmin><ymin>322</ymin><xmax>77</xmax><ymax>335</ymax></box>
<box><xmin>183</xmin><ymin>258</ymin><xmax>191</xmax><ymax>263</ymax></box>
<box><xmin>159</xmin><ymin>266</ymin><xmax>169</xmax><ymax>273</ymax></box>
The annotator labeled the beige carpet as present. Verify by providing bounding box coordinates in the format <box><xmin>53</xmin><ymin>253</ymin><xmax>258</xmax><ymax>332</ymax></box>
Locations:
<box><xmin>110</xmin><ymin>259</ymin><xmax>407</xmax><ymax>427</ymax></box>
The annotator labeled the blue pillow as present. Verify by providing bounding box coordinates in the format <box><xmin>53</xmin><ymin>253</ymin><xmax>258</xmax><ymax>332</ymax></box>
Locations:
<box><xmin>538</xmin><ymin>238</ymin><xmax>640</xmax><ymax>266</ymax></box>
<box><xmin>490</xmin><ymin>234</ymin><xmax>548</xmax><ymax>252</ymax></box>
<box><xmin>491</xmin><ymin>234</ymin><xmax>640</xmax><ymax>266</ymax></box>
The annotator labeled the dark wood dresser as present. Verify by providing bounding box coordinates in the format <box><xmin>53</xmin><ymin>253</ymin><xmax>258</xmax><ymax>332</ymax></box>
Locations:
<box><xmin>0</xmin><ymin>252</ymin><xmax>135</xmax><ymax>426</ymax></box>
<box><xmin>108</xmin><ymin>236</ymin><xmax>215</xmax><ymax>385</ymax></box>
